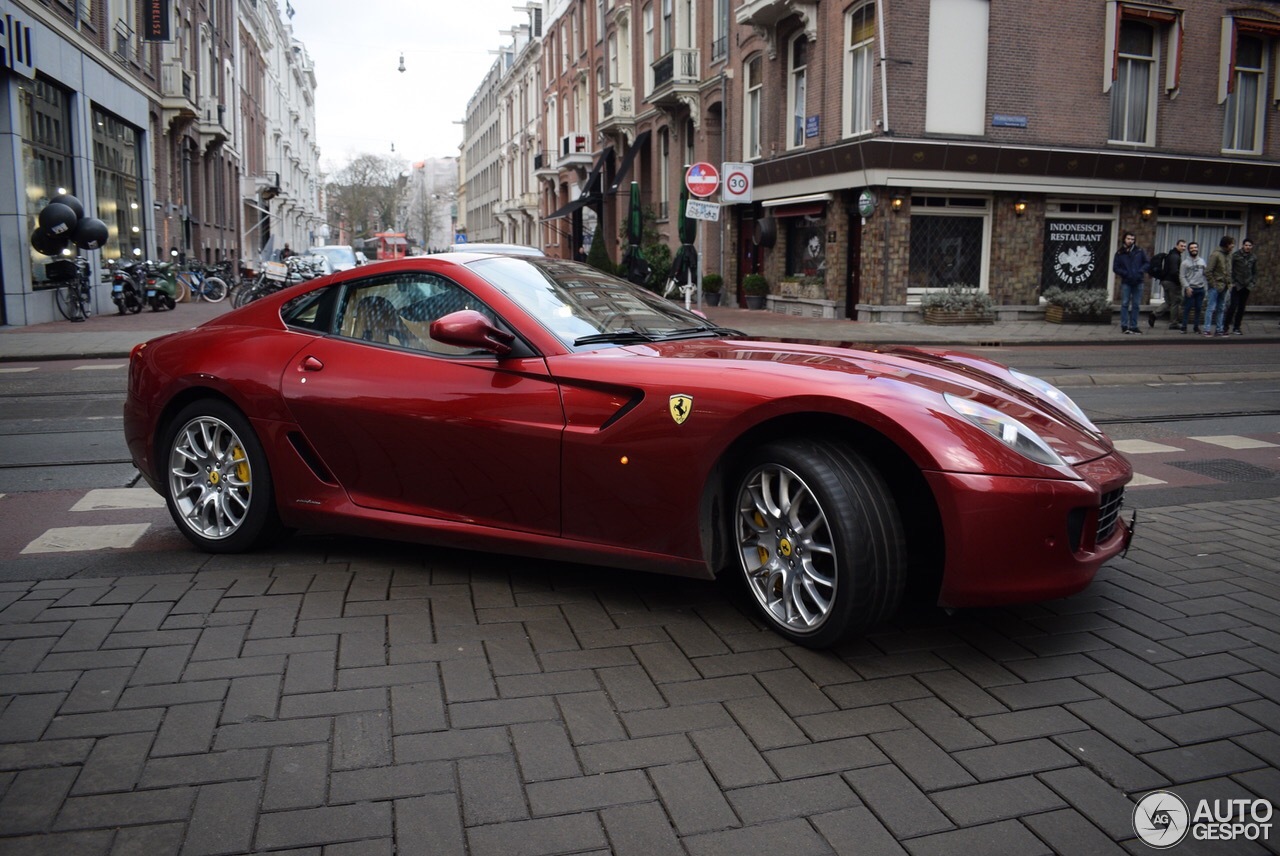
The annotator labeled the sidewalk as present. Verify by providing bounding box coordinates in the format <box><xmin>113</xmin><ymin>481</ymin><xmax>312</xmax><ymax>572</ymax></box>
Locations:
<box><xmin>3</xmin><ymin>295</ymin><xmax>1278</xmax><ymax>361</ymax></box>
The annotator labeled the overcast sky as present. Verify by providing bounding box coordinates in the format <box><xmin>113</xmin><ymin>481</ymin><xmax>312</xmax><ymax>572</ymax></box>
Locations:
<box><xmin>288</xmin><ymin>0</ymin><xmax>528</xmax><ymax>171</ymax></box>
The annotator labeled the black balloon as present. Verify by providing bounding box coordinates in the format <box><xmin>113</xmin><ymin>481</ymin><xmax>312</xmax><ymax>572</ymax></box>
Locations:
<box><xmin>49</xmin><ymin>194</ymin><xmax>85</xmax><ymax>221</ymax></box>
<box><xmin>72</xmin><ymin>217</ymin><xmax>109</xmax><ymax>250</ymax></box>
<box><xmin>31</xmin><ymin>226</ymin><xmax>70</xmax><ymax>256</ymax></box>
<box><xmin>38</xmin><ymin>202</ymin><xmax>78</xmax><ymax>236</ymax></box>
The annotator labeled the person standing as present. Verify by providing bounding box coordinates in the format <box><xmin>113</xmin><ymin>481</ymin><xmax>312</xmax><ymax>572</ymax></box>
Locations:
<box><xmin>1149</xmin><ymin>238</ymin><xmax>1187</xmax><ymax>329</ymax></box>
<box><xmin>1112</xmin><ymin>231</ymin><xmax>1149</xmax><ymax>335</ymax></box>
<box><xmin>1204</xmin><ymin>235</ymin><xmax>1234</xmax><ymax>337</ymax></box>
<box><xmin>1179</xmin><ymin>242</ymin><xmax>1207</xmax><ymax>334</ymax></box>
<box><xmin>1226</xmin><ymin>237</ymin><xmax>1257</xmax><ymax>335</ymax></box>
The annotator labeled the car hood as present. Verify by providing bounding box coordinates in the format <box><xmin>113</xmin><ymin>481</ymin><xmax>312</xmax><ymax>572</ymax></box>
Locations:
<box><xmin>612</xmin><ymin>337</ymin><xmax>1113</xmax><ymax>466</ymax></box>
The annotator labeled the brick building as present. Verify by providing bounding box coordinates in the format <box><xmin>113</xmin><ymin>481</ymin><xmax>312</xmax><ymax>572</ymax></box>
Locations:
<box><xmin>472</xmin><ymin>0</ymin><xmax>1278</xmax><ymax>318</ymax></box>
<box><xmin>1</xmin><ymin>0</ymin><xmax>320</xmax><ymax>326</ymax></box>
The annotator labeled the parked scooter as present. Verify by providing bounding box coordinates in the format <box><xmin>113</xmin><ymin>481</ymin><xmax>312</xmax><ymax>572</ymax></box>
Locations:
<box><xmin>105</xmin><ymin>257</ymin><xmax>144</xmax><ymax>314</ymax></box>
<box><xmin>142</xmin><ymin>258</ymin><xmax>179</xmax><ymax>311</ymax></box>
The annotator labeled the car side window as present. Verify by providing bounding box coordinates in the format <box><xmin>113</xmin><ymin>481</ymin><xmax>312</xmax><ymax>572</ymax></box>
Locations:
<box><xmin>336</xmin><ymin>273</ymin><xmax>500</xmax><ymax>357</ymax></box>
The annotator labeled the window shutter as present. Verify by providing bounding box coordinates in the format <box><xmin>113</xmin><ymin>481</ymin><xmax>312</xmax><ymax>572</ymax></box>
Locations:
<box><xmin>1104</xmin><ymin>0</ymin><xmax>1120</xmax><ymax>93</ymax></box>
<box><xmin>1219</xmin><ymin>16</ymin><xmax>1235</xmax><ymax>103</ymax></box>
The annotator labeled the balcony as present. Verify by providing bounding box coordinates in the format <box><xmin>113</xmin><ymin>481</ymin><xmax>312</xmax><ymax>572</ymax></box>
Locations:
<box><xmin>736</xmin><ymin>0</ymin><xmax>819</xmax><ymax>55</ymax></box>
<box><xmin>159</xmin><ymin>60</ymin><xmax>197</xmax><ymax>127</ymax></box>
<box><xmin>599</xmin><ymin>87</ymin><xmax>635</xmax><ymax>137</ymax></box>
<box><xmin>534</xmin><ymin>151</ymin><xmax>559</xmax><ymax>183</ymax></box>
<box><xmin>557</xmin><ymin>132</ymin><xmax>593</xmax><ymax>169</ymax></box>
<box><xmin>197</xmin><ymin>98</ymin><xmax>230</xmax><ymax>148</ymax></box>
<box><xmin>649</xmin><ymin>48</ymin><xmax>700</xmax><ymax>111</ymax></box>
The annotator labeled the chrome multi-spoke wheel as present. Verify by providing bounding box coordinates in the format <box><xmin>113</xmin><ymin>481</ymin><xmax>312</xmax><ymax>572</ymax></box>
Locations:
<box><xmin>169</xmin><ymin>415</ymin><xmax>253</xmax><ymax>539</ymax></box>
<box><xmin>737</xmin><ymin>463</ymin><xmax>837</xmax><ymax>633</ymax></box>
<box><xmin>162</xmin><ymin>400</ymin><xmax>282</xmax><ymax>553</ymax></box>
<box><xmin>732</xmin><ymin>440</ymin><xmax>906</xmax><ymax>647</ymax></box>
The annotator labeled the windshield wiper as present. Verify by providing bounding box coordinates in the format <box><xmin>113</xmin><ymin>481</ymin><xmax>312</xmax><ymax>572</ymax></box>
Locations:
<box><xmin>651</xmin><ymin>325</ymin><xmax>744</xmax><ymax>341</ymax></box>
<box><xmin>573</xmin><ymin>329</ymin><xmax>660</xmax><ymax>346</ymax></box>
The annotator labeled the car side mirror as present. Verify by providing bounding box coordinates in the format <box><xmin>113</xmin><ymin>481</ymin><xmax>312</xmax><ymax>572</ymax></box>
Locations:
<box><xmin>429</xmin><ymin>310</ymin><xmax>514</xmax><ymax>356</ymax></box>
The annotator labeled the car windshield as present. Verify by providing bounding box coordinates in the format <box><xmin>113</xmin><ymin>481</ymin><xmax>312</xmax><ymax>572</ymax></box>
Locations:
<box><xmin>469</xmin><ymin>257</ymin><xmax>736</xmax><ymax>349</ymax></box>
<box><xmin>315</xmin><ymin>247</ymin><xmax>356</xmax><ymax>268</ymax></box>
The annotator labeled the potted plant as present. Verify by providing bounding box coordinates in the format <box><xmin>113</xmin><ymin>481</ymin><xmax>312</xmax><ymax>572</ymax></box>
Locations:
<box><xmin>743</xmin><ymin>273</ymin><xmax>768</xmax><ymax>310</ymax></box>
<box><xmin>701</xmin><ymin>273</ymin><xmax>723</xmax><ymax>306</ymax></box>
<box><xmin>919</xmin><ymin>284</ymin><xmax>995</xmax><ymax>324</ymax></box>
<box><xmin>1041</xmin><ymin>286</ymin><xmax>1113</xmax><ymax>323</ymax></box>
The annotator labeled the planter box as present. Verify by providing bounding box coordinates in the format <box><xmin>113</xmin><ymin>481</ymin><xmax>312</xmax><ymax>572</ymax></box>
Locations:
<box><xmin>1045</xmin><ymin>304</ymin><xmax>1112</xmax><ymax>324</ymax></box>
<box><xmin>922</xmin><ymin>307</ymin><xmax>994</xmax><ymax>325</ymax></box>
<box><xmin>767</xmin><ymin>295</ymin><xmax>845</xmax><ymax>319</ymax></box>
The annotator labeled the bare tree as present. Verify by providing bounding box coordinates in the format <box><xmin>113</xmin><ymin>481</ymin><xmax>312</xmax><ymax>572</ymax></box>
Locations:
<box><xmin>325</xmin><ymin>153</ymin><xmax>408</xmax><ymax>247</ymax></box>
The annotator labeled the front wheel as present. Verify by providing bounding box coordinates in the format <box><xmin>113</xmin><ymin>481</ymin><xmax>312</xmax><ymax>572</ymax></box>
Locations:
<box><xmin>733</xmin><ymin>439</ymin><xmax>906</xmax><ymax>647</ymax></box>
<box><xmin>161</xmin><ymin>400</ymin><xmax>284</xmax><ymax>553</ymax></box>
<box><xmin>201</xmin><ymin>276</ymin><xmax>228</xmax><ymax>303</ymax></box>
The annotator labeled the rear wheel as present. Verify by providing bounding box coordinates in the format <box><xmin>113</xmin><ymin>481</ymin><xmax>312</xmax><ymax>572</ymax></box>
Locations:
<box><xmin>162</xmin><ymin>399</ymin><xmax>283</xmax><ymax>553</ymax></box>
<box><xmin>733</xmin><ymin>439</ymin><xmax>906</xmax><ymax>647</ymax></box>
<box><xmin>55</xmin><ymin>283</ymin><xmax>90</xmax><ymax>322</ymax></box>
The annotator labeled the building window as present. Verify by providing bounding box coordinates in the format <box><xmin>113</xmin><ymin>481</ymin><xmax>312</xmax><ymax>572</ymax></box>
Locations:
<box><xmin>844</xmin><ymin>2</ymin><xmax>875</xmax><ymax>137</ymax></box>
<box><xmin>787</xmin><ymin>34</ymin><xmax>808</xmax><ymax>150</ymax></box>
<box><xmin>684</xmin><ymin>119</ymin><xmax>695</xmax><ymax>170</ymax></box>
<box><xmin>19</xmin><ymin>77</ymin><xmax>75</xmax><ymax>283</ymax></box>
<box><xmin>1223</xmin><ymin>35</ymin><xmax>1266</xmax><ymax>153</ymax></box>
<box><xmin>661</xmin><ymin>0</ymin><xmax>673</xmax><ymax>54</ymax></box>
<box><xmin>907</xmin><ymin>196</ymin><xmax>990</xmax><ymax>296</ymax></box>
<box><xmin>744</xmin><ymin>56</ymin><xmax>762</xmax><ymax>160</ymax></box>
<box><xmin>712</xmin><ymin>0</ymin><xmax>729</xmax><ymax>60</ymax></box>
<box><xmin>643</xmin><ymin>4</ymin><xmax>654</xmax><ymax>95</ymax></box>
<box><xmin>1109</xmin><ymin>20</ymin><xmax>1156</xmax><ymax>144</ymax></box>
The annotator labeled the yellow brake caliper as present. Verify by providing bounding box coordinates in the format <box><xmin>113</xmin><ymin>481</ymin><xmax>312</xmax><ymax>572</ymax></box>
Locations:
<box><xmin>231</xmin><ymin>446</ymin><xmax>249</xmax><ymax>484</ymax></box>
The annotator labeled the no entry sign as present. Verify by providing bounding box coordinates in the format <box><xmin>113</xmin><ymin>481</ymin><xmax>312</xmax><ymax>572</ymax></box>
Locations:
<box><xmin>685</xmin><ymin>162</ymin><xmax>720</xmax><ymax>198</ymax></box>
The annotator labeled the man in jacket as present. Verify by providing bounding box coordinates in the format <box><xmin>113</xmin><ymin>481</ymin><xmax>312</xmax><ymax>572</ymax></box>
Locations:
<box><xmin>1179</xmin><ymin>242</ymin><xmax>1207</xmax><ymax>334</ymax></box>
<box><xmin>1204</xmin><ymin>236</ymin><xmax>1234</xmax><ymax>337</ymax></box>
<box><xmin>1149</xmin><ymin>239</ymin><xmax>1187</xmax><ymax>329</ymax></box>
<box><xmin>1225</xmin><ymin>237</ymin><xmax>1257</xmax><ymax>335</ymax></box>
<box><xmin>1112</xmin><ymin>231</ymin><xmax>1149</xmax><ymax>335</ymax></box>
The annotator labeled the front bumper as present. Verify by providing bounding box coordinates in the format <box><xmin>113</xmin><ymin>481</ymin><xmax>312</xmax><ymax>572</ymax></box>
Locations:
<box><xmin>927</xmin><ymin>457</ymin><xmax>1133</xmax><ymax>608</ymax></box>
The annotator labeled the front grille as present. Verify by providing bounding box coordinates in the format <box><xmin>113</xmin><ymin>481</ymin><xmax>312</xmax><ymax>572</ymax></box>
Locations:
<box><xmin>1096</xmin><ymin>488</ymin><xmax>1124</xmax><ymax>542</ymax></box>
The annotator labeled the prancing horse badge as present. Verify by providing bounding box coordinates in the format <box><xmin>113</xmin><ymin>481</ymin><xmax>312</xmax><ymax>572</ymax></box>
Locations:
<box><xmin>669</xmin><ymin>394</ymin><xmax>693</xmax><ymax>425</ymax></box>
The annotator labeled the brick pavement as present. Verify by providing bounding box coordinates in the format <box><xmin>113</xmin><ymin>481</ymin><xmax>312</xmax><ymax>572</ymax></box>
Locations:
<box><xmin>1</xmin><ymin>496</ymin><xmax>1278</xmax><ymax>855</ymax></box>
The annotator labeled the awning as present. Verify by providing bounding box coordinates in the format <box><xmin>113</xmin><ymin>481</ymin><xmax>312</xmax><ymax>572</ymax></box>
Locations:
<box><xmin>543</xmin><ymin>148</ymin><xmax>613</xmax><ymax>221</ymax></box>
<box><xmin>762</xmin><ymin>192</ymin><xmax>832</xmax><ymax>219</ymax></box>
<box><xmin>543</xmin><ymin>195</ymin><xmax>596</xmax><ymax>221</ymax></box>
<box><xmin>608</xmin><ymin>129</ymin><xmax>651</xmax><ymax>193</ymax></box>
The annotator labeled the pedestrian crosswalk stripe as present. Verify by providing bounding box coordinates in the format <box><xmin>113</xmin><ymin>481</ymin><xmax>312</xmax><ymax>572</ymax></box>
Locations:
<box><xmin>1113</xmin><ymin>439</ymin><xmax>1183</xmax><ymax>454</ymax></box>
<box><xmin>1129</xmin><ymin>473</ymin><xmax>1168</xmax><ymax>487</ymax></box>
<box><xmin>0</xmin><ymin>367</ymin><xmax>38</xmax><ymax>373</ymax></box>
<box><xmin>70</xmin><ymin>488</ymin><xmax>166</xmax><ymax>511</ymax></box>
<box><xmin>21</xmin><ymin>524</ymin><xmax>150</xmax><ymax>554</ymax></box>
<box><xmin>1190</xmin><ymin>435</ymin><xmax>1279</xmax><ymax>450</ymax></box>
<box><xmin>72</xmin><ymin>363</ymin><xmax>126</xmax><ymax>370</ymax></box>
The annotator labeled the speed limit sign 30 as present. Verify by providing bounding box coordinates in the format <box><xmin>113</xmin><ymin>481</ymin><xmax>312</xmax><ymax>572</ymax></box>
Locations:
<box><xmin>722</xmin><ymin>162</ymin><xmax>753</xmax><ymax>203</ymax></box>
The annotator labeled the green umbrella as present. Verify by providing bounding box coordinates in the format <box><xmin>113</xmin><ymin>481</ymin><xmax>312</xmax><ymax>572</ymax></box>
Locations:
<box><xmin>621</xmin><ymin>181</ymin><xmax>650</xmax><ymax>286</ymax></box>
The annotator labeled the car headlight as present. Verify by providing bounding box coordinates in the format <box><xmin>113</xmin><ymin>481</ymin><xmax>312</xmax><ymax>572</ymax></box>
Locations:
<box><xmin>945</xmin><ymin>392</ymin><xmax>1065</xmax><ymax>467</ymax></box>
<box><xmin>1010</xmin><ymin>369</ymin><xmax>1100</xmax><ymax>434</ymax></box>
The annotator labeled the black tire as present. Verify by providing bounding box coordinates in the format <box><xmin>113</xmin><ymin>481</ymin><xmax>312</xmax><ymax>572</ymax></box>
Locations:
<box><xmin>733</xmin><ymin>439</ymin><xmax>906</xmax><ymax>647</ymax></box>
<box><xmin>55</xmin><ymin>284</ymin><xmax>88</xmax><ymax>322</ymax></box>
<box><xmin>202</xmin><ymin>276</ymin><xmax>228</xmax><ymax>302</ymax></box>
<box><xmin>160</xmin><ymin>399</ymin><xmax>284</xmax><ymax>553</ymax></box>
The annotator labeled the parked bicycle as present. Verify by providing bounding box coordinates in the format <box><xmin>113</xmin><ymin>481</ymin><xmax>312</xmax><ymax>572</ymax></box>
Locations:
<box><xmin>176</xmin><ymin>259</ymin><xmax>229</xmax><ymax>303</ymax></box>
<box><xmin>48</xmin><ymin>257</ymin><xmax>94</xmax><ymax>322</ymax></box>
<box><xmin>232</xmin><ymin>255</ymin><xmax>323</xmax><ymax>307</ymax></box>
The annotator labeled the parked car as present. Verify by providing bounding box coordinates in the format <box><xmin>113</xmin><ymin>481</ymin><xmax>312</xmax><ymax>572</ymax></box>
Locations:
<box><xmin>447</xmin><ymin>242</ymin><xmax>545</xmax><ymax>256</ymax></box>
<box><xmin>123</xmin><ymin>255</ymin><xmax>1134</xmax><ymax>647</ymax></box>
<box><xmin>309</xmin><ymin>245</ymin><xmax>362</xmax><ymax>275</ymax></box>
